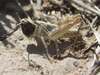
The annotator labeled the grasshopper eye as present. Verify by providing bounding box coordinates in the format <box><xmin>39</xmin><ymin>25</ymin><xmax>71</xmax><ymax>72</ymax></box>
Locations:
<box><xmin>20</xmin><ymin>19</ymin><xmax>35</xmax><ymax>37</ymax></box>
<box><xmin>21</xmin><ymin>19</ymin><xmax>28</xmax><ymax>24</ymax></box>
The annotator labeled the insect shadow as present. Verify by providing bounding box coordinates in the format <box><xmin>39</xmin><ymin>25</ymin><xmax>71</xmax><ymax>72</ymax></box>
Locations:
<box><xmin>27</xmin><ymin>37</ymin><xmax>57</xmax><ymax>56</ymax></box>
<box><xmin>27</xmin><ymin>37</ymin><xmax>86</xmax><ymax>60</ymax></box>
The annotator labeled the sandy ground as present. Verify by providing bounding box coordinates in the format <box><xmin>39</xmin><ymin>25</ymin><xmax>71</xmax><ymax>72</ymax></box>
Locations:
<box><xmin>0</xmin><ymin>1</ymin><xmax>100</xmax><ymax>75</ymax></box>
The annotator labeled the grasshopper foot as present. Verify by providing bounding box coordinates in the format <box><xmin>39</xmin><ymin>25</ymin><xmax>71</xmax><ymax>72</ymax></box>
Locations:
<box><xmin>57</xmin><ymin>49</ymin><xmax>62</xmax><ymax>57</ymax></box>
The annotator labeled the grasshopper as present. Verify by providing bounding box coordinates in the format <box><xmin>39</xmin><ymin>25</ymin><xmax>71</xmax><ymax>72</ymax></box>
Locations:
<box><xmin>1</xmin><ymin>0</ymin><xmax>84</xmax><ymax>60</ymax></box>
<box><xmin>16</xmin><ymin>13</ymin><xmax>83</xmax><ymax>60</ymax></box>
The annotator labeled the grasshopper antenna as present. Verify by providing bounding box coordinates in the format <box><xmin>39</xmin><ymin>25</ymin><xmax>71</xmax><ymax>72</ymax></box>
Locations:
<box><xmin>16</xmin><ymin>12</ymin><xmax>22</xmax><ymax>23</ymax></box>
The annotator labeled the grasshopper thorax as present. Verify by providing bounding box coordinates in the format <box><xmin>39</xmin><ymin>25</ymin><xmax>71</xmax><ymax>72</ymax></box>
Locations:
<box><xmin>20</xmin><ymin>18</ymin><xmax>36</xmax><ymax>37</ymax></box>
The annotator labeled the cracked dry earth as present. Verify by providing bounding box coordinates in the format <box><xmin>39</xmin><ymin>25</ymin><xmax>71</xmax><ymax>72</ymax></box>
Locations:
<box><xmin>0</xmin><ymin>3</ymin><xmax>100</xmax><ymax>75</ymax></box>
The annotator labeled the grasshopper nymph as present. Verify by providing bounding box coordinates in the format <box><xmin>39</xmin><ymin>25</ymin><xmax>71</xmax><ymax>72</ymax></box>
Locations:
<box><xmin>14</xmin><ymin>0</ymin><xmax>84</xmax><ymax>60</ymax></box>
<box><xmin>17</xmin><ymin>13</ymin><xmax>83</xmax><ymax>60</ymax></box>
<box><xmin>0</xmin><ymin>0</ymin><xmax>84</xmax><ymax>62</ymax></box>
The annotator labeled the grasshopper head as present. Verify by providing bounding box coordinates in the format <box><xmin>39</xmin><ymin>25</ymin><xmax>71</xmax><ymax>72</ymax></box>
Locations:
<box><xmin>16</xmin><ymin>13</ymin><xmax>36</xmax><ymax>37</ymax></box>
<box><xmin>20</xmin><ymin>18</ymin><xmax>36</xmax><ymax>37</ymax></box>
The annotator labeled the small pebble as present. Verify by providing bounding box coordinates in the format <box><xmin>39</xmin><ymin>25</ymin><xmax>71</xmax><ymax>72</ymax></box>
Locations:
<box><xmin>51</xmin><ymin>10</ymin><xmax>55</xmax><ymax>15</ymax></box>
<box><xmin>79</xmin><ymin>68</ymin><xmax>81</xmax><ymax>72</ymax></box>
<box><xmin>79</xmin><ymin>65</ymin><xmax>83</xmax><ymax>68</ymax></box>
<box><xmin>47</xmin><ymin>11</ymin><xmax>50</xmax><ymax>15</ymax></box>
<box><xmin>86</xmin><ymin>58</ymin><xmax>89</xmax><ymax>62</ymax></box>
<box><xmin>18</xmin><ymin>36</ymin><xmax>23</xmax><ymax>40</ymax></box>
<box><xmin>41</xmin><ymin>71</ymin><xmax>44</xmax><ymax>75</ymax></box>
<box><xmin>73</xmin><ymin>61</ymin><xmax>79</xmax><ymax>67</ymax></box>
<box><xmin>14</xmin><ymin>39</ymin><xmax>17</xmax><ymax>43</ymax></box>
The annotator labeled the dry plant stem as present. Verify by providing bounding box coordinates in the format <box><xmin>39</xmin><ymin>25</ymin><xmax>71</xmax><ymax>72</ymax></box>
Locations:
<box><xmin>70</xmin><ymin>0</ymin><xmax>100</xmax><ymax>16</ymax></box>
<box><xmin>83</xmin><ymin>40</ymin><xmax>97</xmax><ymax>54</ymax></box>
<box><xmin>71</xmin><ymin>3</ymin><xmax>92</xmax><ymax>15</ymax></box>
<box><xmin>30</xmin><ymin>0</ymin><xmax>39</xmax><ymax>18</ymax></box>
<box><xmin>81</xmin><ymin>25</ymin><xmax>90</xmax><ymax>29</ymax></box>
<box><xmin>91</xmin><ymin>66</ymin><xmax>100</xmax><ymax>75</ymax></box>
<box><xmin>88</xmin><ymin>0</ymin><xmax>100</xmax><ymax>12</ymax></box>
<box><xmin>37</xmin><ymin>0</ymin><xmax>42</xmax><ymax>10</ymax></box>
<box><xmin>88</xmin><ymin>59</ymin><xmax>100</xmax><ymax>75</ymax></box>
<box><xmin>15</xmin><ymin>0</ymin><xmax>31</xmax><ymax>20</ymax></box>
<box><xmin>91</xmin><ymin>46</ymin><xmax>100</xmax><ymax>67</ymax></box>
<box><xmin>86</xmin><ymin>16</ymin><xmax>100</xmax><ymax>74</ymax></box>
<box><xmin>81</xmin><ymin>17</ymin><xmax>97</xmax><ymax>53</ymax></box>
<box><xmin>91</xmin><ymin>16</ymin><xmax>98</xmax><ymax>25</ymax></box>
<box><xmin>48</xmin><ymin>0</ymin><xmax>62</xmax><ymax>6</ymax></box>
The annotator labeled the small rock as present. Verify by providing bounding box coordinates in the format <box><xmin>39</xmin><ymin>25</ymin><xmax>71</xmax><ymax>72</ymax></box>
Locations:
<box><xmin>51</xmin><ymin>10</ymin><xmax>56</xmax><ymax>15</ymax></box>
<box><xmin>41</xmin><ymin>71</ymin><xmax>44</xmax><ymax>75</ymax></box>
<box><xmin>47</xmin><ymin>11</ymin><xmax>50</xmax><ymax>15</ymax></box>
<box><xmin>79</xmin><ymin>68</ymin><xmax>81</xmax><ymax>72</ymax></box>
<box><xmin>13</xmin><ymin>39</ymin><xmax>17</xmax><ymax>43</ymax></box>
<box><xmin>7</xmin><ymin>44</ymin><xmax>13</xmax><ymax>48</ymax></box>
<box><xmin>86</xmin><ymin>58</ymin><xmax>89</xmax><ymax>62</ymax></box>
<box><xmin>18</xmin><ymin>36</ymin><xmax>23</xmax><ymax>40</ymax></box>
<box><xmin>73</xmin><ymin>61</ymin><xmax>79</xmax><ymax>67</ymax></box>
<box><xmin>79</xmin><ymin>65</ymin><xmax>84</xmax><ymax>68</ymax></box>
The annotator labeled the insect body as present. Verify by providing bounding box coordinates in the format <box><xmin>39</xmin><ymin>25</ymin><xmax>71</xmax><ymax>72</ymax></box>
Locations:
<box><xmin>20</xmin><ymin>14</ymin><xmax>83</xmax><ymax>39</ymax></box>
<box><xmin>18</xmin><ymin>14</ymin><xmax>83</xmax><ymax>59</ymax></box>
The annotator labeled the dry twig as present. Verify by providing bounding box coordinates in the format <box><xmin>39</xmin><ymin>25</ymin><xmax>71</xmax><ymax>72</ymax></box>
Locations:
<box><xmin>86</xmin><ymin>16</ymin><xmax>100</xmax><ymax>75</ymax></box>
<box><xmin>70</xmin><ymin>0</ymin><xmax>100</xmax><ymax>16</ymax></box>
